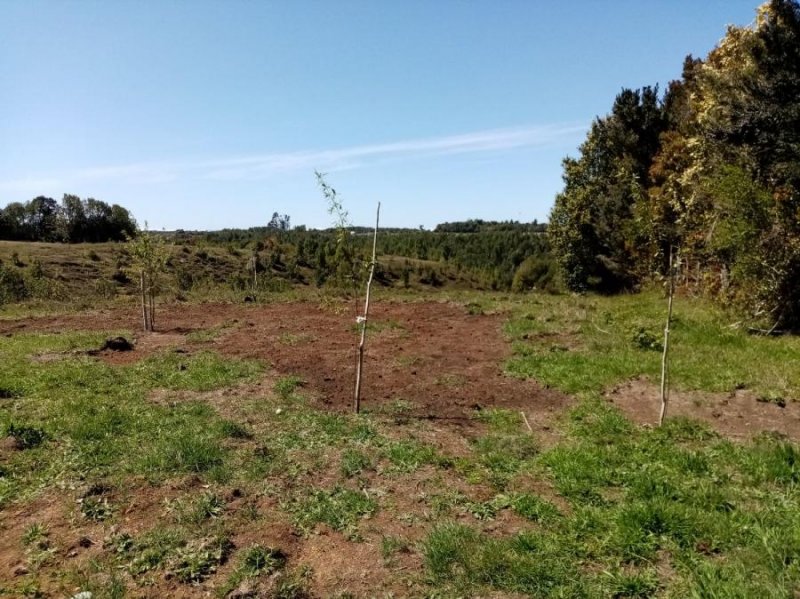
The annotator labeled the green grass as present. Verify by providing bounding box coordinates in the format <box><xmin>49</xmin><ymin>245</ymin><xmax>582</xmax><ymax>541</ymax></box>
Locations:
<box><xmin>286</xmin><ymin>486</ymin><xmax>377</xmax><ymax>539</ymax></box>
<box><xmin>505</xmin><ymin>290</ymin><xmax>800</xmax><ymax>398</ymax></box>
<box><xmin>3</xmin><ymin>290</ymin><xmax>800</xmax><ymax>597</ymax></box>
<box><xmin>0</xmin><ymin>331</ymin><xmax>262</xmax><ymax>505</ymax></box>
<box><xmin>420</xmin><ymin>398</ymin><xmax>800</xmax><ymax>597</ymax></box>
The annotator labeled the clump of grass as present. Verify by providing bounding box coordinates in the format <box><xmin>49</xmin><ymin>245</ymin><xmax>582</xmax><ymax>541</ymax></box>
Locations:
<box><xmin>288</xmin><ymin>486</ymin><xmax>376</xmax><ymax>538</ymax></box>
<box><xmin>168</xmin><ymin>491</ymin><xmax>224</xmax><ymax>525</ymax></box>
<box><xmin>140</xmin><ymin>427</ymin><xmax>225</xmax><ymax>476</ymax></box>
<box><xmin>239</xmin><ymin>544</ymin><xmax>286</xmax><ymax>576</ymax></box>
<box><xmin>471</xmin><ymin>432</ymin><xmax>538</xmax><ymax>488</ymax></box>
<box><xmin>510</xmin><ymin>493</ymin><xmax>561</xmax><ymax>523</ymax></box>
<box><xmin>22</xmin><ymin>523</ymin><xmax>49</xmax><ymax>548</ymax></box>
<box><xmin>170</xmin><ymin>535</ymin><xmax>234</xmax><ymax>583</ymax></box>
<box><xmin>274</xmin><ymin>375</ymin><xmax>304</xmax><ymax>399</ymax></box>
<box><xmin>384</xmin><ymin>439</ymin><xmax>446</xmax><ymax>473</ymax></box>
<box><xmin>128</xmin><ymin>528</ymin><xmax>186</xmax><ymax>576</ymax></box>
<box><xmin>135</xmin><ymin>351</ymin><xmax>262</xmax><ymax>392</ymax></box>
<box><xmin>473</xmin><ymin>407</ymin><xmax>522</xmax><ymax>433</ymax></box>
<box><xmin>422</xmin><ymin>523</ymin><xmax>583</xmax><ymax>596</ymax></box>
<box><xmin>341</xmin><ymin>448</ymin><xmax>374</xmax><ymax>477</ymax></box>
<box><xmin>506</xmin><ymin>290</ymin><xmax>800</xmax><ymax>398</ymax></box>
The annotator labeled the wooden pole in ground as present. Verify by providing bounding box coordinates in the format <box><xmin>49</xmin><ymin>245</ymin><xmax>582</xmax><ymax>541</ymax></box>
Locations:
<box><xmin>251</xmin><ymin>254</ymin><xmax>258</xmax><ymax>294</ymax></box>
<box><xmin>149</xmin><ymin>276</ymin><xmax>156</xmax><ymax>331</ymax></box>
<box><xmin>659</xmin><ymin>247</ymin><xmax>676</xmax><ymax>426</ymax></box>
<box><xmin>140</xmin><ymin>270</ymin><xmax>149</xmax><ymax>331</ymax></box>
<box><xmin>354</xmin><ymin>202</ymin><xmax>381</xmax><ymax>413</ymax></box>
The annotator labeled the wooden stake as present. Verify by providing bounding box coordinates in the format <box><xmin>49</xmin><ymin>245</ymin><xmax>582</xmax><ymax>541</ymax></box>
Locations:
<box><xmin>149</xmin><ymin>278</ymin><xmax>156</xmax><ymax>331</ymax></box>
<box><xmin>140</xmin><ymin>270</ymin><xmax>149</xmax><ymax>331</ymax></box>
<box><xmin>659</xmin><ymin>247</ymin><xmax>676</xmax><ymax>426</ymax></box>
<box><xmin>520</xmin><ymin>411</ymin><xmax>533</xmax><ymax>433</ymax></box>
<box><xmin>354</xmin><ymin>202</ymin><xmax>380</xmax><ymax>413</ymax></box>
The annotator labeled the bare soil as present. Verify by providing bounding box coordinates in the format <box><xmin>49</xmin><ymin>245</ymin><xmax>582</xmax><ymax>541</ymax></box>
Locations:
<box><xmin>607</xmin><ymin>376</ymin><xmax>800</xmax><ymax>440</ymax></box>
<box><xmin>0</xmin><ymin>300</ymin><xmax>569</xmax><ymax>428</ymax></box>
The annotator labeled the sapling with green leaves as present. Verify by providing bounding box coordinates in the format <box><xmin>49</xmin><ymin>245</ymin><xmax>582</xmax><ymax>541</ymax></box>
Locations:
<box><xmin>315</xmin><ymin>171</ymin><xmax>380</xmax><ymax>412</ymax></box>
<box><xmin>128</xmin><ymin>225</ymin><xmax>169</xmax><ymax>332</ymax></box>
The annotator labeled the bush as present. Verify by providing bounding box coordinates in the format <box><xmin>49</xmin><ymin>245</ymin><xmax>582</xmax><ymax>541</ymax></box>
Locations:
<box><xmin>0</xmin><ymin>265</ymin><xmax>28</xmax><ymax>304</ymax></box>
<box><xmin>512</xmin><ymin>256</ymin><xmax>558</xmax><ymax>293</ymax></box>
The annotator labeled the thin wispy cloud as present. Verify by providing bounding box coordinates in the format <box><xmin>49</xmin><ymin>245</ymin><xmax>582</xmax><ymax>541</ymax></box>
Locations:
<box><xmin>0</xmin><ymin>123</ymin><xmax>586</xmax><ymax>193</ymax></box>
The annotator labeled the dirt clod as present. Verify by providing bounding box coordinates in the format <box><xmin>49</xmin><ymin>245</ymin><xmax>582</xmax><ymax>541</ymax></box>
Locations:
<box><xmin>101</xmin><ymin>336</ymin><xmax>134</xmax><ymax>352</ymax></box>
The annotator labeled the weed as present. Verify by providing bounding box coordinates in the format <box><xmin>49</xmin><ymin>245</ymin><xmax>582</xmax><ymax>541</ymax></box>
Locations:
<box><xmin>274</xmin><ymin>375</ymin><xmax>304</xmax><ymax>399</ymax></box>
<box><xmin>757</xmin><ymin>392</ymin><xmax>787</xmax><ymax>408</ymax></box>
<box><xmin>341</xmin><ymin>448</ymin><xmax>374</xmax><ymax>477</ymax></box>
<box><xmin>170</xmin><ymin>535</ymin><xmax>234</xmax><ymax>583</ymax></box>
<box><xmin>632</xmin><ymin>327</ymin><xmax>663</xmax><ymax>351</ymax></box>
<box><xmin>277</xmin><ymin>332</ymin><xmax>314</xmax><ymax>346</ymax></box>
<box><xmin>273</xmin><ymin>565</ymin><xmax>313</xmax><ymax>599</ymax></box>
<box><xmin>104</xmin><ymin>532</ymin><xmax>134</xmax><ymax>555</ymax></box>
<box><xmin>22</xmin><ymin>523</ymin><xmax>48</xmax><ymax>548</ymax></box>
<box><xmin>5</xmin><ymin>423</ymin><xmax>47</xmax><ymax>449</ymax></box>
<box><xmin>80</xmin><ymin>496</ymin><xmax>113</xmax><ymax>521</ymax></box>
<box><xmin>239</xmin><ymin>544</ymin><xmax>286</xmax><ymax>576</ymax></box>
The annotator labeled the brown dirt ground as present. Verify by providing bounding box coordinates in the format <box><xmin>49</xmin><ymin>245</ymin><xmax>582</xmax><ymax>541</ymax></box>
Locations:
<box><xmin>0</xmin><ymin>300</ymin><xmax>569</xmax><ymax>429</ymax></box>
<box><xmin>0</xmin><ymin>299</ymin><xmax>569</xmax><ymax>598</ymax></box>
<box><xmin>607</xmin><ymin>376</ymin><xmax>800</xmax><ymax>441</ymax></box>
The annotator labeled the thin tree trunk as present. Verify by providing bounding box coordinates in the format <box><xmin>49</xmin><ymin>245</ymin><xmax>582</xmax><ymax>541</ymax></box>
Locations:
<box><xmin>354</xmin><ymin>202</ymin><xmax>381</xmax><ymax>413</ymax></box>
<box><xmin>140</xmin><ymin>270</ymin><xmax>150</xmax><ymax>332</ymax></box>
<box><xmin>149</xmin><ymin>277</ymin><xmax>156</xmax><ymax>332</ymax></box>
<box><xmin>659</xmin><ymin>247</ymin><xmax>676</xmax><ymax>426</ymax></box>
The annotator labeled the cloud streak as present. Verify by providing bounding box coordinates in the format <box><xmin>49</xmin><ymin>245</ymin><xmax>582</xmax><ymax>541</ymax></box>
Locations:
<box><xmin>0</xmin><ymin>123</ymin><xmax>586</xmax><ymax>193</ymax></box>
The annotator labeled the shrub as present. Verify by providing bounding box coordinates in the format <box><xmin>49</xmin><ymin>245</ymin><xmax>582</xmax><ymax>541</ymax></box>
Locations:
<box><xmin>0</xmin><ymin>265</ymin><xmax>28</xmax><ymax>304</ymax></box>
<box><xmin>512</xmin><ymin>255</ymin><xmax>559</xmax><ymax>293</ymax></box>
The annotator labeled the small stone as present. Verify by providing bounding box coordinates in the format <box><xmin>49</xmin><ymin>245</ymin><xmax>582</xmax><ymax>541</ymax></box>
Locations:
<box><xmin>13</xmin><ymin>565</ymin><xmax>29</xmax><ymax>576</ymax></box>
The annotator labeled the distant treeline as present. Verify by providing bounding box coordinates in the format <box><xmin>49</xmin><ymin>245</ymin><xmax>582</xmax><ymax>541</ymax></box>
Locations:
<box><xmin>550</xmin><ymin>0</ymin><xmax>800</xmax><ymax>327</ymax></box>
<box><xmin>0</xmin><ymin>195</ymin><xmax>137</xmax><ymax>243</ymax></box>
<box><xmin>434</xmin><ymin>219</ymin><xmax>546</xmax><ymax>233</ymax></box>
<box><xmin>178</xmin><ymin>219</ymin><xmax>555</xmax><ymax>292</ymax></box>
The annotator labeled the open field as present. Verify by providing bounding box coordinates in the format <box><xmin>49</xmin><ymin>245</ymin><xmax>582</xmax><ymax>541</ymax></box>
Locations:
<box><xmin>2</xmin><ymin>275</ymin><xmax>800</xmax><ymax>597</ymax></box>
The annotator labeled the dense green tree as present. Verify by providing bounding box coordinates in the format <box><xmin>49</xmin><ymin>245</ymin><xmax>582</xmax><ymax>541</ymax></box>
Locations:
<box><xmin>553</xmin><ymin>0</ymin><xmax>800</xmax><ymax>327</ymax></box>
<box><xmin>549</xmin><ymin>86</ymin><xmax>667</xmax><ymax>292</ymax></box>
<box><xmin>0</xmin><ymin>195</ymin><xmax>136</xmax><ymax>243</ymax></box>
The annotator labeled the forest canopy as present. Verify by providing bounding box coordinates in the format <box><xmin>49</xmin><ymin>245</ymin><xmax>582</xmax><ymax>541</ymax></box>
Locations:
<box><xmin>549</xmin><ymin>0</ymin><xmax>800</xmax><ymax>328</ymax></box>
<box><xmin>0</xmin><ymin>195</ymin><xmax>137</xmax><ymax>243</ymax></box>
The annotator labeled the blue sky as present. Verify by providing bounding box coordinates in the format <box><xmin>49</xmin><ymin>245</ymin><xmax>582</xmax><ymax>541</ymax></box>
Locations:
<box><xmin>0</xmin><ymin>1</ymin><xmax>759</xmax><ymax>230</ymax></box>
